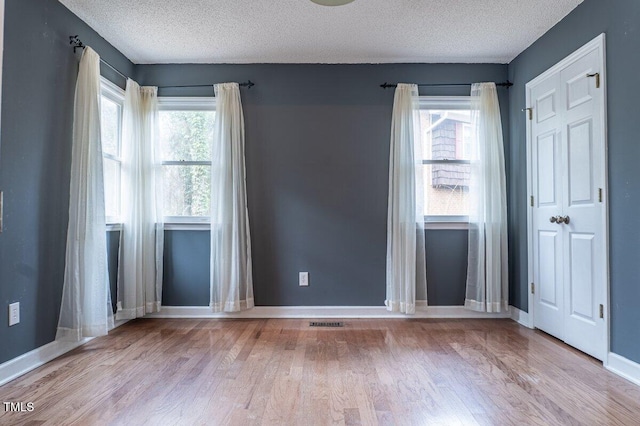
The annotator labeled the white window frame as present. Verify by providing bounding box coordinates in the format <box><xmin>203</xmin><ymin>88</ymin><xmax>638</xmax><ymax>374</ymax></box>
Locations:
<box><xmin>158</xmin><ymin>97</ymin><xmax>216</xmax><ymax>226</ymax></box>
<box><xmin>100</xmin><ymin>77</ymin><xmax>125</xmax><ymax>227</ymax></box>
<box><xmin>419</xmin><ymin>96</ymin><xmax>474</xmax><ymax>229</ymax></box>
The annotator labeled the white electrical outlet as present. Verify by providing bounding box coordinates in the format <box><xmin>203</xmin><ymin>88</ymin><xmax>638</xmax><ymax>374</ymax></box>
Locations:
<box><xmin>9</xmin><ymin>302</ymin><xmax>20</xmax><ymax>326</ymax></box>
<box><xmin>299</xmin><ymin>272</ymin><xmax>309</xmax><ymax>287</ymax></box>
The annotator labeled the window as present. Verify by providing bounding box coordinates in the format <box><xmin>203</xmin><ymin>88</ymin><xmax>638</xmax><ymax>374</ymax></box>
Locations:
<box><xmin>158</xmin><ymin>98</ymin><xmax>216</xmax><ymax>224</ymax></box>
<box><xmin>100</xmin><ymin>78</ymin><xmax>125</xmax><ymax>224</ymax></box>
<box><xmin>419</xmin><ymin>97</ymin><xmax>476</xmax><ymax>223</ymax></box>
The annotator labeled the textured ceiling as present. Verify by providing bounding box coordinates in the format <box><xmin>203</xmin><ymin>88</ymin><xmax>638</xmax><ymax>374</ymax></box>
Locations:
<box><xmin>59</xmin><ymin>0</ymin><xmax>583</xmax><ymax>64</ymax></box>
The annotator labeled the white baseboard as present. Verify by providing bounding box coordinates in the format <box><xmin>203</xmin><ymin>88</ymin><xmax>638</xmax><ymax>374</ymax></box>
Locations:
<box><xmin>606</xmin><ymin>352</ymin><xmax>640</xmax><ymax>387</ymax></box>
<box><xmin>510</xmin><ymin>305</ymin><xmax>532</xmax><ymax>328</ymax></box>
<box><xmin>145</xmin><ymin>304</ymin><xmax>512</xmax><ymax>319</ymax></box>
<box><xmin>0</xmin><ymin>319</ymin><xmax>130</xmax><ymax>387</ymax></box>
<box><xmin>0</xmin><ymin>338</ymin><xmax>92</xmax><ymax>387</ymax></box>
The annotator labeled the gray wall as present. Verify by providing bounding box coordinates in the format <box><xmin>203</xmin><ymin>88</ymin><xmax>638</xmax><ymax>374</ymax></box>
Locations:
<box><xmin>508</xmin><ymin>0</ymin><xmax>640</xmax><ymax>362</ymax></box>
<box><xmin>162</xmin><ymin>230</ymin><xmax>211</xmax><ymax>306</ymax></box>
<box><xmin>137</xmin><ymin>64</ymin><xmax>509</xmax><ymax>307</ymax></box>
<box><xmin>0</xmin><ymin>0</ymin><xmax>134</xmax><ymax>364</ymax></box>
<box><xmin>161</xmin><ymin>229</ymin><xmax>470</xmax><ymax>307</ymax></box>
<box><xmin>107</xmin><ymin>231</ymin><xmax>120</xmax><ymax>313</ymax></box>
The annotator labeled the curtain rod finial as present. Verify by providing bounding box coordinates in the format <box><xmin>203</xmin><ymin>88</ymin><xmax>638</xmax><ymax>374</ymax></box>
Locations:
<box><xmin>69</xmin><ymin>35</ymin><xmax>84</xmax><ymax>53</ymax></box>
<box><xmin>239</xmin><ymin>80</ymin><xmax>255</xmax><ymax>89</ymax></box>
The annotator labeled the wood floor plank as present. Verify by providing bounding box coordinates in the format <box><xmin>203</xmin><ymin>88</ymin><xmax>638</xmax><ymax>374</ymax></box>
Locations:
<box><xmin>1</xmin><ymin>318</ymin><xmax>640</xmax><ymax>426</ymax></box>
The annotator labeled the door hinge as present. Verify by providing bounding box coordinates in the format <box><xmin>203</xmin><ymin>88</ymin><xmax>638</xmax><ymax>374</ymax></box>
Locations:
<box><xmin>530</xmin><ymin>195</ymin><xmax>534</xmax><ymax>207</ymax></box>
<box><xmin>531</xmin><ymin>283</ymin><xmax>535</xmax><ymax>295</ymax></box>
<box><xmin>522</xmin><ymin>107</ymin><xmax>533</xmax><ymax>121</ymax></box>
<box><xmin>587</xmin><ymin>72</ymin><xmax>601</xmax><ymax>89</ymax></box>
<box><xmin>598</xmin><ymin>188</ymin><xmax>603</xmax><ymax>203</ymax></box>
<box><xmin>599</xmin><ymin>304</ymin><xmax>604</xmax><ymax>319</ymax></box>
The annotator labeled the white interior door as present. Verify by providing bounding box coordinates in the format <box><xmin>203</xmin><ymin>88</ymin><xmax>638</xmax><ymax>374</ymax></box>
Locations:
<box><xmin>527</xmin><ymin>34</ymin><xmax>608</xmax><ymax>361</ymax></box>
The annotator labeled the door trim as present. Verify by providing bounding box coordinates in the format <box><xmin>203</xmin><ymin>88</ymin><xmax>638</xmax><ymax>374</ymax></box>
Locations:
<box><xmin>525</xmin><ymin>33</ymin><xmax>609</xmax><ymax>362</ymax></box>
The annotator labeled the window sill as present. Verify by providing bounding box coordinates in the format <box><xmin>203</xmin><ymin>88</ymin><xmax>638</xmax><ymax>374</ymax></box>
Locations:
<box><xmin>424</xmin><ymin>221</ymin><xmax>469</xmax><ymax>230</ymax></box>
<box><xmin>164</xmin><ymin>223</ymin><xmax>210</xmax><ymax>231</ymax></box>
<box><xmin>106</xmin><ymin>223</ymin><xmax>211</xmax><ymax>231</ymax></box>
<box><xmin>106</xmin><ymin>223</ymin><xmax>122</xmax><ymax>232</ymax></box>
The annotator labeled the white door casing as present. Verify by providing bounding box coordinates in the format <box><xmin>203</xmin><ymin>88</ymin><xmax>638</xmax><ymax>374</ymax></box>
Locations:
<box><xmin>526</xmin><ymin>34</ymin><xmax>608</xmax><ymax>361</ymax></box>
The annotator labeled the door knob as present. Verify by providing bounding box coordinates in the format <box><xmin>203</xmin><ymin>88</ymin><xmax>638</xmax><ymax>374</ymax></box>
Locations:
<box><xmin>550</xmin><ymin>215</ymin><xmax>570</xmax><ymax>224</ymax></box>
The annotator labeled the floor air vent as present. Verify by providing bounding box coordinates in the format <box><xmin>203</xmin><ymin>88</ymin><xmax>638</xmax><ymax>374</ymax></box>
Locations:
<box><xmin>309</xmin><ymin>321</ymin><xmax>344</xmax><ymax>327</ymax></box>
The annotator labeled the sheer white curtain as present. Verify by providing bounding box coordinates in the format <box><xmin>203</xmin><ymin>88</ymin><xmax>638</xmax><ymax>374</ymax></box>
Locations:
<box><xmin>385</xmin><ymin>83</ymin><xmax>427</xmax><ymax>314</ymax></box>
<box><xmin>210</xmin><ymin>83</ymin><xmax>254</xmax><ymax>312</ymax></box>
<box><xmin>465</xmin><ymin>82</ymin><xmax>508</xmax><ymax>313</ymax></box>
<box><xmin>117</xmin><ymin>79</ymin><xmax>164</xmax><ymax>319</ymax></box>
<box><xmin>56</xmin><ymin>47</ymin><xmax>114</xmax><ymax>341</ymax></box>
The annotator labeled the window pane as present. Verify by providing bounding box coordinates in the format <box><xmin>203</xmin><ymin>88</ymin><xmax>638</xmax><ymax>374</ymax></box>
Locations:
<box><xmin>101</xmin><ymin>96</ymin><xmax>120</xmax><ymax>157</ymax></box>
<box><xmin>420</xmin><ymin>109</ymin><xmax>473</xmax><ymax>161</ymax></box>
<box><xmin>423</xmin><ymin>164</ymin><xmax>469</xmax><ymax>217</ymax></box>
<box><xmin>159</xmin><ymin>110</ymin><xmax>214</xmax><ymax>162</ymax></box>
<box><xmin>103</xmin><ymin>158</ymin><xmax>121</xmax><ymax>219</ymax></box>
<box><xmin>163</xmin><ymin>165</ymin><xmax>211</xmax><ymax>217</ymax></box>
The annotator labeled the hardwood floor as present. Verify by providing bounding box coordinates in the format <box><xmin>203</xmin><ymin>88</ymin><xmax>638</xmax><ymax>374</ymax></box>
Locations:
<box><xmin>1</xmin><ymin>318</ymin><xmax>639</xmax><ymax>425</ymax></box>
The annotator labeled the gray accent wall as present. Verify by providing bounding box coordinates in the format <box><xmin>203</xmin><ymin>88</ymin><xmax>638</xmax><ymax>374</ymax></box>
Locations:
<box><xmin>425</xmin><ymin>230</ymin><xmax>469</xmax><ymax>306</ymax></box>
<box><xmin>107</xmin><ymin>230</ymin><xmax>120</xmax><ymax>314</ymax></box>
<box><xmin>0</xmin><ymin>0</ymin><xmax>135</xmax><ymax>364</ymax></box>
<box><xmin>161</xmin><ymin>229</ymin><xmax>470</xmax><ymax>307</ymax></box>
<box><xmin>508</xmin><ymin>0</ymin><xmax>640</xmax><ymax>362</ymax></box>
<box><xmin>137</xmin><ymin>64</ymin><xmax>509</xmax><ymax>307</ymax></box>
<box><xmin>162</xmin><ymin>230</ymin><xmax>211</xmax><ymax>306</ymax></box>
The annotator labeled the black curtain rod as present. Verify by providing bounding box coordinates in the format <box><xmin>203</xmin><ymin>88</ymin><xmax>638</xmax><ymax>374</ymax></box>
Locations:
<box><xmin>159</xmin><ymin>81</ymin><xmax>255</xmax><ymax>89</ymax></box>
<box><xmin>380</xmin><ymin>81</ymin><xmax>513</xmax><ymax>89</ymax></box>
<box><xmin>69</xmin><ymin>36</ymin><xmax>255</xmax><ymax>89</ymax></box>
<box><xmin>70</xmin><ymin>36</ymin><xmax>129</xmax><ymax>81</ymax></box>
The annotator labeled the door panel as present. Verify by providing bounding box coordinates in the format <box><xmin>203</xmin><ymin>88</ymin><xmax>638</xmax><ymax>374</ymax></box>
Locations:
<box><xmin>567</xmin><ymin>118</ymin><xmax>594</xmax><ymax>205</ymax></box>
<box><xmin>537</xmin><ymin>90</ymin><xmax>557</xmax><ymax>123</ymax></box>
<box><xmin>569</xmin><ymin>232</ymin><xmax>595</xmax><ymax>322</ymax></box>
<box><xmin>539</xmin><ymin>231</ymin><xmax>560</xmax><ymax>307</ymax></box>
<box><xmin>535</xmin><ymin>226</ymin><xmax>563</xmax><ymax>338</ymax></box>
<box><xmin>566</xmin><ymin>72</ymin><xmax>594</xmax><ymax>110</ymax></box>
<box><xmin>537</xmin><ymin>132</ymin><xmax>557</xmax><ymax>205</ymax></box>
